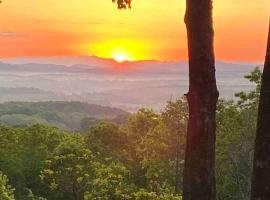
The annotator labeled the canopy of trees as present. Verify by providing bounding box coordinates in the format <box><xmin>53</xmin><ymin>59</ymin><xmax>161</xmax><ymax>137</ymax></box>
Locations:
<box><xmin>0</xmin><ymin>101</ymin><xmax>129</xmax><ymax>131</ymax></box>
<box><xmin>0</xmin><ymin>69</ymin><xmax>260</xmax><ymax>200</ymax></box>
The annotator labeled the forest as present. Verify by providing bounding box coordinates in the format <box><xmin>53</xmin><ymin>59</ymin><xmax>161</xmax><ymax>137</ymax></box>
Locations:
<box><xmin>0</xmin><ymin>68</ymin><xmax>260</xmax><ymax>200</ymax></box>
<box><xmin>1</xmin><ymin>0</ymin><xmax>270</xmax><ymax>199</ymax></box>
<box><xmin>0</xmin><ymin>101</ymin><xmax>129</xmax><ymax>131</ymax></box>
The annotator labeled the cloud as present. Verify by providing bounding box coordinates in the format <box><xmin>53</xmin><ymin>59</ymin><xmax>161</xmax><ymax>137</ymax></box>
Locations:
<box><xmin>0</xmin><ymin>32</ymin><xmax>19</xmax><ymax>37</ymax></box>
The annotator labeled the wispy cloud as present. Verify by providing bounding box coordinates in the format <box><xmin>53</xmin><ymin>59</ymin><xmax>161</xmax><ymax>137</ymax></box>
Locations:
<box><xmin>0</xmin><ymin>32</ymin><xmax>19</xmax><ymax>37</ymax></box>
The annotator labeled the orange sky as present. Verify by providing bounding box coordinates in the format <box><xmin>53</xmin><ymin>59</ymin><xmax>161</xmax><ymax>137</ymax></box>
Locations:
<box><xmin>0</xmin><ymin>0</ymin><xmax>270</xmax><ymax>61</ymax></box>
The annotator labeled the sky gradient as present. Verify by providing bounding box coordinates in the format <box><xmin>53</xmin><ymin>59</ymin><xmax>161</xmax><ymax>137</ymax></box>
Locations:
<box><xmin>0</xmin><ymin>0</ymin><xmax>270</xmax><ymax>61</ymax></box>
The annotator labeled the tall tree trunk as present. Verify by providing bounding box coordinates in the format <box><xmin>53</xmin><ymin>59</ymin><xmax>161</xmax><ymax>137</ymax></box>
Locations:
<box><xmin>183</xmin><ymin>0</ymin><xmax>219</xmax><ymax>200</ymax></box>
<box><xmin>250</xmin><ymin>21</ymin><xmax>270</xmax><ymax>200</ymax></box>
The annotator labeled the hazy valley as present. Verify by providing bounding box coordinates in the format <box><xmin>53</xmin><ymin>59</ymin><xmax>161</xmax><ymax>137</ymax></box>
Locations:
<box><xmin>0</xmin><ymin>56</ymin><xmax>259</xmax><ymax>112</ymax></box>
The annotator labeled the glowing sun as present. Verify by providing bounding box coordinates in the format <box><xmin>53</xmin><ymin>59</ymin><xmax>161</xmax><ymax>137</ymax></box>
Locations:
<box><xmin>114</xmin><ymin>54</ymin><xmax>126</xmax><ymax>62</ymax></box>
<box><xmin>113</xmin><ymin>54</ymin><xmax>128</xmax><ymax>63</ymax></box>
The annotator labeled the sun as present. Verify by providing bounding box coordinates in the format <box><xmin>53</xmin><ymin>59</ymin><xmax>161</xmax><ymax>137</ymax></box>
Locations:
<box><xmin>112</xmin><ymin>51</ymin><xmax>132</xmax><ymax>63</ymax></box>
<box><xmin>113</xmin><ymin>54</ymin><xmax>127</xmax><ymax>63</ymax></box>
<box><xmin>89</xmin><ymin>39</ymin><xmax>146</xmax><ymax>62</ymax></box>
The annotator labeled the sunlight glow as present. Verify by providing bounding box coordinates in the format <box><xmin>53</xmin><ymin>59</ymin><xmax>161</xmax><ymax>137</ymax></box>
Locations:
<box><xmin>84</xmin><ymin>39</ymin><xmax>146</xmax><ymax>61</ymax></box>
<box><xmin>1</xmin><ymin>1</ymin><xmax>270</xmax><ymax>61</ymax></box>
<box><xmin>113</xmin><ymin>53</ymin><xmax>127</xmax><ymax>63</ymax></box>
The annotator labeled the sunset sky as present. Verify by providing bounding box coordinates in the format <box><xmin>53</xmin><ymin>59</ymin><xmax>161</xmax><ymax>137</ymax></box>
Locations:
<box><xmin>0</xmin><ymin>0</ymin><xmax>270</xmax><ymax>62</ymax></box>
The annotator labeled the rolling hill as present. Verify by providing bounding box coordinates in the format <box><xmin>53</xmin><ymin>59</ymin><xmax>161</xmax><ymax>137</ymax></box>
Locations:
<box><xmin>0</xmin><ymin>101</ymin><xmax>129</xmax><ymax>131</ymax></box>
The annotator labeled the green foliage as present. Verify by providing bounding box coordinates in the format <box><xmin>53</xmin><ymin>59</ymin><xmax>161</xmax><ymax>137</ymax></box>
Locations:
<box><xmin>0</xmin><ymin>114</ymin><xmax>47</xmax><ymax>127</ymax></box>
<box><xmin>40</xmin><ymin>134</ymin><xmax>94</xmax><ymax>199</ymax></box>
<box><xmin>216</xmin><ymin>68</ymin><xmax>261</xmax><ymax>200</ymax></box>
<box><xmin>133</xmin><ymin>189</ymin><xmax>181</xmax><ymax>200</ymax></box>
<box><xmin>216</xmin><ymin>101</ymin><xmax>256</xmax><ymax>200</ymax></box>
<box><xmin>80</xmin><ymin>117</ymin><xmax>99</xmax><ymax>132</ymax></box>
<box><xmin>128</xmin><ymin>108</ymin><xmax>160</xmax><ymax>138</ymax></box>
<box><xmin>0</xmin><ymin>68</ymin><xmax>262</xmax><ymax>200</ymax></box>
<box><xmin>0</xmin><ymin>172</ymin><xmax>15</xmax><ymax>200</ymax></box>
<box><xmin>0</xmin><ymin>125</ymin><xmax>63</xmax><ymax>199</ymax></box>
<box><xmin>41</xmin><ymin>134</ymin><xmax>134</xmax><ymax>200</ymax></box>
<box><xmin>26</xmin><ymin>189</ymin><xmax>47</xmax><ymax>200</ymax></box>
<box><xmin>87</xmin><ymin>122</ymin><xmax>129</xmax><ymax>162</ymax></box>
<box><xmin>124</xmin><ymin>101</ymin><xmax>187</xmax><ymax>195</ymax></box>
<box><xmin>136</xmin><ymin>123</ymin><xmax>174</xmax><ymax>191</ymax></box>
<box><xmin>0</xmin><ymin>101</ymin><xmax>128</xmax><ymax>131</ymax></box>
<box><xmin>235</xmin><ymin>67</ymin><xmax>262</xmax><ymax>108</ymax></box>
<box><xmin>84</xmin><ymin>162</ymin><xmax>133</xmax><ymax>200</ymax></box>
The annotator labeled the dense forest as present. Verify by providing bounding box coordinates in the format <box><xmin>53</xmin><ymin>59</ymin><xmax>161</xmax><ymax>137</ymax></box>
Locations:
<box><xmin>1</xmin><ymin>0</ymin><xmax>269</xmax><ymax>199</ymax></box>
<box><xmin>0</xmin><ymin>68</ymin><xmax>260</xmax><ymax>199</ymax></box>
<box><xmin>0</xmin><ymin>101</ymin><xmax>129</xmax><ymax>131</ymax></box>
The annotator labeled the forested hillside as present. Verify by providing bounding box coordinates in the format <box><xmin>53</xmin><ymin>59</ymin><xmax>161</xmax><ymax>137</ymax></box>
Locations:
<box><xmin>0</xmin><ymin>69</ymin><xmax>260</xmax><ymax>200</ymax></box>
<box><xmin>0</xmin><ymin>101</ymin><xmax>129</xmax><ymax>131</ymax></box>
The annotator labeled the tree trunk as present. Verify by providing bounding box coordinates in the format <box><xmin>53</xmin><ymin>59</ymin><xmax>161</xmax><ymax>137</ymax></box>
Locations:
<box><xmin>183</xmin><ymin>0</ymin><xmax>219</xmax><ymax>200</ymax></box>
<box><xmin>250</xmin><ymin>20</ymin><xmax>270</xmax><ymax>200</ymax></box>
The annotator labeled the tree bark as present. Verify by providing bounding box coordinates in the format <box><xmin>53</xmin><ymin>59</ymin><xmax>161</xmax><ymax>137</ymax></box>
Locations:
<box><xmin>183</xmin><ymin>0</ymin><xmax>219</xmax><ymax>200</ymax></box>
<box><xmin>250</xmin><ymin>20</ymin><xmax>270</xmax><ymax>200</ymax></box>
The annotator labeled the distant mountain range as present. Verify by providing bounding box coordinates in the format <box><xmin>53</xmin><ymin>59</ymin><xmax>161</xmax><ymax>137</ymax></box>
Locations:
<box><xmin>0</xmin><ymin>56</ymin><xmax>262</xmax><ymax>111</ymax></box>
<box><xmin>0</xmin><ymin>56</ymin><xmax>158</xmax><ymax>67</ymax></box>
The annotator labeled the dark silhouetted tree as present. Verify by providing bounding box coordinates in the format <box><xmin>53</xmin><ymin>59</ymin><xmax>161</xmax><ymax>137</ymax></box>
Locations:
<box><xmin>183</xmin><ymin>0</ymin><xmax>219</xmax><ymax>200</ymax></box>
<box><xmin>112</xmin><ymin>1</ymin><xmax>219</xmax><ymax>199</ymax></box>
<box><xmin>250</xmin><ymin>21</ymin><xmax>270</xmax><ymax>200</ymax></box>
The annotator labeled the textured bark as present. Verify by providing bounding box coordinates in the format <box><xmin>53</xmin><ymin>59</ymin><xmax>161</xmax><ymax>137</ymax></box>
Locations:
<box><xmin>250</xmin><ymin>21</ymin><xmax>270</xmax><ymax>200</ymax></box>
<box><xmin>183</xmin><ymin>0</ymin><xmax>219</xmax><ymax>200</ymax></box>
